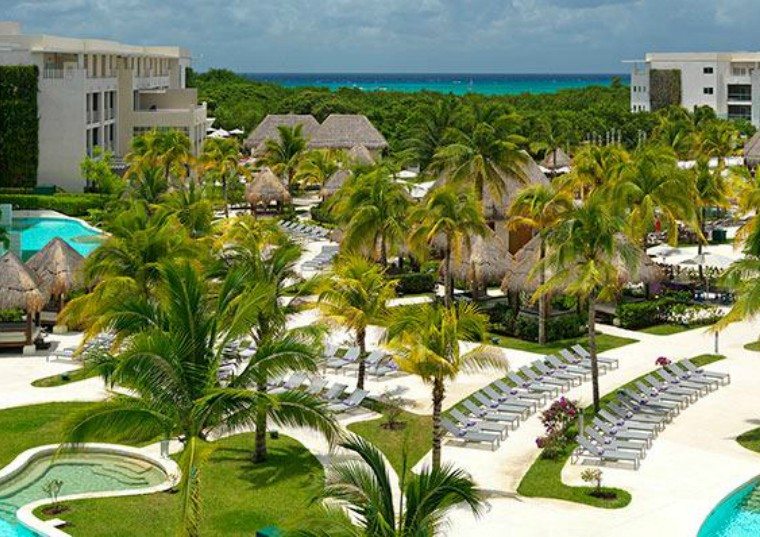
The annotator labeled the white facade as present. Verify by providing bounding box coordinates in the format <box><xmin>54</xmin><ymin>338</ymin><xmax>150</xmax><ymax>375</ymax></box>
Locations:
<box><xmin>0</xmin><ymin>21</ymin><xmax>207</xmax><ymax>191</ymax></box>
<box><xmin>628</xmin><ymin>52</ymin><xmax>760</xmax><ymax>127</ymax></box>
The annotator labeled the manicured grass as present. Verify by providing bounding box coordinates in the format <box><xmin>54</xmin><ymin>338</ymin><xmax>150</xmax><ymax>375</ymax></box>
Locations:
<box><xmin>487</xmin><ymin>332</ymin><xmax>637</xmax><ymax>355</ymax></box>
<box><xmin>36</xmin><ymin>434</ymin><xmax>339</xmax><ymax>537</ymax></box>
<box><xmin>639</xmin><ymin>324</ymin><xmax>691</xmax><ymax>335</ymax></box>
<box><xmin>0</xmin><ymin>402</ymin><xmax>96</xmax><ymax>467</ymax></box>
<box><xmin>347</xmin><ymin>409</ymin><xmax>432</xmax><ymax>477</ymax></box>
<box><xmin>31</xmin><ymin>367</ymin><xmax>98</xmax><ymax>387</ymax></box>
<box><xmin>517</xmin><ymin>353</ymin><xmax>726</xmax><ymax>509</ymax></box>
<box><xmin>743</xmin><ymin>340</ymin><xmax>760</xmax><ymax>352</ymax></box>
<box><xmin>737</xmin><ymin>427</ymin><xmax>760</xmax><ymax>454</ymax></box>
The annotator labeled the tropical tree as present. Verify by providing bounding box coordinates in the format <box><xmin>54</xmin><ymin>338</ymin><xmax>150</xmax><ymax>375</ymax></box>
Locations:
<box><xmin>64</xmin><ymin>261</ymin><xmax>281</xmax><ymax>536</ymax></box>
<box><xmin>330</xmin><ymin>167</ymin><xmax>410</xmax><ymax>266</ymax></box>
<box><xmin>538</xmin><ymin>191</ymin><xmax>640</xmax><ymax>411</ymax></box>
<box><xmin>507</xmin><ymin>182</ymin><xmax>574</xmax><ymax>343</ymax></box>
<box><xmin>127</xmin><ymin>129</ymin><xmax>193</xmax><ymax>186</ymax></box>
<box><xmin>199</xmin><ymin>137</ymin><xmax>248</xmax><ymax>217</ymax></box>
<box><xmin>385</xmin><ymin>302</ymin><xmax>505</xmax><ymax>468</ymax></box>
<box><xmin>262</xmin><ymin>124</ymin><xmax>307</xmax><ymax>189</ymax></box>
<box><xmin>407</xmin><ymin>96</ymin><xmax>459</xmax><ymax>171</ymax></box>
<box><xmin>318</xmin><ymin>256</ymin><xmax>397</xmax><ymax>390</ymax></box>
<box><xmin>294</xmin><ymin>149</ymin><xmax>343</xmax><ymax>189</ymax></box>
<box><xmin>126</xmin><ymin>165</ymin><xmax>170</xmax><ymax>207</ymax></box>
<box><xmin>561</xmin><ymin>143</ymin><xmax>628</xmax><ymax>196</ymax></box>
<box><xmin>690</xmin><ymin>157</ymin><xmax>731</xmax><ymax>271</ymax></box>
<box><xmin>300</xmin><ymin>435</ymin><xmax>485</xmax><ymax>537</ymax></box>
<box><xmin>80</xmin><ymin>147</ymin><xmax>124</xmax><ymax>195</ymax></box>
<box><xmin>731</xmin><ymin>165</ymin><xmax>760</xmax><ymax>247</ymax></box>
<box><xmin>159</xmin><ymin>180</ymin><xmax>214</xmax><ymax>239</ymax></box>
<box><xmin>408</xmin><ymin>185</ymin><xmax>488</xmax><ymax>307</ymax></box>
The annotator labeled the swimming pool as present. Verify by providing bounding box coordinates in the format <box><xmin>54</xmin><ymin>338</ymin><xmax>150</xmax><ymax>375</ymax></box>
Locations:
<box><xmin>0</xmin><ymin>447</ymin><xmax>173</xmax><ymax>536</ymax></box>
<box><xmin>698</xmin><ymin>478</ymin><xmax>760</xmax><ymax>536</ymax></box>
<box><xmin>10</xmin><ymin>217</ymin><xmax>103</xmax><ymax>260</ymax></box>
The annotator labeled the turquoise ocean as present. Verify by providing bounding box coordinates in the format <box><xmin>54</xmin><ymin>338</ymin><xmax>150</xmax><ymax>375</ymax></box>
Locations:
<box><xmin>241</xmin><ymin>73</ymin><xmax>626</xmax><ymax>96</ymax></box>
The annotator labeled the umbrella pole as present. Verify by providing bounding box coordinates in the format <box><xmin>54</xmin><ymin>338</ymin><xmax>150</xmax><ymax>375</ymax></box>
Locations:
<box><xmin>25</xmin><ymin>311</ymin><xmax>32</xmax><ymax>345</ymax></box>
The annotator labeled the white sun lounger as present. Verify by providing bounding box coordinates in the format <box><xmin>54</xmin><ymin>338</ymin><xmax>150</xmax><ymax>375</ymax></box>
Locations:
<box><xmin>322</xmin><ymin>383</ymin><xmax>348</xmax><ymax>402</ymax></box>
<box><xmin>585</xmin><ymin>426</ymin><xmax>647</xmax><ymax>456</ymax></box>
<box><xmin>493</xmin><ymin>379</ymin><xmax>546</xmax><ymax>406</ymax></box>
<box><xmin>328</xmin><ymin>389</ymin><xmax>368</xmax><ymax>413</ymax></box>
<box><xmin>655</xmin><ymin>368</ymin><xmax>710</xmax><ymax>394</ymax></box>
<box><xmin>519</xmin><ymin>366</ymin><xmax>568</xmax><ymax>392</ymax></box>
<box><xmin>592</xmin><ymin>417</ymin><xmax>653</xmax><ymax>446</ymax></box>
<box><xmin>472</xmin><ymin>392</ymin><xmax>531</xmax><ymax>419</ymax></box>
<box><xmin>461</xmin><ymin>400</ymin><xmax>521</xmax><ymax>429</ymax></box>
<box><xmin>574</xmin><ymin>435</ymin><xmax>640</xmax><ymax>470</ymax></box>
<box><xmin>570</xmin><ymin>345</ymin><xmax>619</xmax><ymax>369</ymax></box>
<box><xmin>506</xmin><ymin>372</ymin><xmax>559</xmax><ymax>397</ymax></box>
<box><xmin>270</xmin><ymin>372</ymin><xmax>308</xmax><ymax>394</ymax></box>
<box><xmin>682</xmin><ymin>358</ymin><xmax>730</xmax><ymax>385</ymax></box>
<box><xmin>441</xmin><ymin>418</ymin><xmax>501</xmax><ymax>450</ymax></box>
<box><xmin>449</xmin><ymin>408</ymin><xmax>509</xmax><ymax>439</ymax></box>
<box><xmin>305</xmin><ymin>377</ymin><xmax>328</xmax><ymax>396</ymax></box>
<box><xmin>533</xmin><ymin>360</ymin><xmax>582</xmax><ymax>386</ymax></box>
<box><xmin>544</xmin><ymin>354</ymin><xmax>591</xmax><ymax>380</ymax></box>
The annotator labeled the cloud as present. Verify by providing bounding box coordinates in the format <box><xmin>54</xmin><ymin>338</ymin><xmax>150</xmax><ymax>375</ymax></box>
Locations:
<box><xmin>3</xmin><ymin>0</ymin><xmax>760</xmax><ymax>73</ymax></box>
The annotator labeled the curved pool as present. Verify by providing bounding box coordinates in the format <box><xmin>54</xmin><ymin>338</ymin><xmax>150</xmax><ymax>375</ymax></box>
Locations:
<box><xmin>699</xmin><ymin>478</ymin><xmax>760</xmax><ymax>536</ymax></box>
<box><xmin>11</xmin><ymin>217</ymin><xmax>103</xmax><ymax>260</ymax></box>
<box><xmin>0</xmin><ymin>446</ymin><xmax>174</xmax><ymax>536</ymax></box>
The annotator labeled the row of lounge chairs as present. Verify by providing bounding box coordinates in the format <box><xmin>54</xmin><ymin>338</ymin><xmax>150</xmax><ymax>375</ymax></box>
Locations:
<box><xmin>268</xmin><ymin>372</ymin><xmax>369</xmax><ymax>413</ymax></box>
<box><xmin>301</xmin><ymin>245</ymin><xmax>339</xmax><ymax>271</ymax></box>
<box><xmin>47</xmin><ymin>332</ymin><xmax>115</xmax><ymax>362</ymax></box>
<box><xmin>324</xmin><ymin>346</ymin><xmax>398</xmax><ymax>377</ymax></box>
<box><xmin>573</xmin><ymin>358</ymin><xmax>730</xmax><ymax>470</ymax></box>
<box><xmin>441</xmin><ymin>345</ymin><xmax>616</xmax><ymax>450</ymax></box>
<box><xmin>280</xmin><ymin>220</ymin><xmax>331</xmax><ymax>241</ymax></box>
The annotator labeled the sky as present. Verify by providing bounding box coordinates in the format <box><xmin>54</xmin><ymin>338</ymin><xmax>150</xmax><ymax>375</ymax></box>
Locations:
<box><xmin>4</xmin><ymin>0</ymin><xmax>760</xmax><ymax>73</ymax></box>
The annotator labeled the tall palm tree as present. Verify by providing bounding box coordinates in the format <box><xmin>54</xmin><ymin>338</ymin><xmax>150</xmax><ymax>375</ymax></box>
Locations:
<box><xmin>294</xmin><ymin>149</ymin><xmax>344</xmax><ymax>189</ymax></box>
<box><xmin>691</xmin><ymin>157</ymin><xmax>731</xmax><ymax>269</ymax></box>
<box><xmin>508</xmin><ymin>183</ymin><xmax>574</xmax><ymax>344</ymax></box>
<box><xmin>126</xmin><ymin>165</ymin><xmax>170</xmax><ymax>207</ymax></box>
<box><xmin>330</xmin><ymin>167</ymin><xmax>410</xmax><ymax>266</ymax></box>
<box><xmin>731</xmin><ymin>165</ymin><xmax>760</xmax><ymax>252</ymax></box>
<box><xmin>538</xmin><ymin>191</ymin><xmax>640</xmax><ymax>411</ymax></box>
<box><xmin>65</xmin><ymin>261</ymin><xmax>279</xmax><ymax>536</ymax></box>
<box><xmin>561</xmin><ymin>143</ymin><xmax>629</xmax><ymax>196</ymax></box>
<box><xmin>127</xmin><ymin>129</ymin><xmax>193</xmax><ymax>187</ymax></box>
<box><xmin>262</xmin><ymin>124</ymin><xmax>308</xmax><ymax>189</ymax></box>
<box><xmin>385</xmin><ymin>302</ymin><xmax>506</xmax><ymax>468</ymax></box>
<box><xmin>159</xmin><ymin>180</ymin><xmax>214</xmax><ymax>239</ymax></box>
<box><xmin>407</xmin><ymin>96</ymin><xmax>459</xmax><ymax>171</ymax></box>
<box><xmin>199</xmin><ymin>137</ymin><xmax>248</xmax><ymax>217</ymax></box>
<box><xmin>318</xmin><ymin>256</ymin><xmax>397</xmax><ymax>390</ymax></box>
<box><xmin>408</xmin><ymin>185</ymin><xmax>488</xmax><ymax>307</ymax></box>
<box><xmin>301</xmin><ymin>435</ymin><xmax>485</xmax><ymax>537</ymax></box>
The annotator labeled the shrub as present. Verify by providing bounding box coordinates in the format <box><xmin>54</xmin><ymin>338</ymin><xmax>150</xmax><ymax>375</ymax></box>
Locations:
<box><xmin>514</xmin><ymin>312</ymin><xmax>585</xmax><ymax>342</ymax></box>
<box><xmin>0</xmin><ymin>308</ymin><xmax>24</xmax><ymax>322</ymax></box>
<box><xmin>394</xmin><ymin>272</ymin><xmax>436</xmax><ymax>295</ymax></box>
<box><xmin>0</xmin><ymin>65</ymin><xmax>38</xmax><ymax>188</ymax></box>
<box><xmin>616</xmin><ymin>293</ymin><xmax>722</xmax><ymax>329</ymax></box>
<box><xmin>0</xmin><ymin>193</ymin><xmax>110</xmax><ymax>216</ymax></box>
<box><xmin>488</xmin><ymin>303</ymin><xmax>517</xmax><ymax>336</ymax></box>
<box><xmin>616</xmin><ymin>300</ymin><xmax>665</xmax><ymax>329</ymax></box>
<box><xmin>536</xmin><ymin>397</ymin><xmax>579</xmax><ymax>460</ymax></box>
<box><xmin>310</xmin><ymin>202</ymin><xmax>335</xmax><ymax>224</ymax></box>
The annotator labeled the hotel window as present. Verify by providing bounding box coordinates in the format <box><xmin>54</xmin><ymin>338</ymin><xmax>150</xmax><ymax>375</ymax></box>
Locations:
<box><xmin>728</xmin><ymin>84</ymin><xmax>752</xmax><ymax>101</ymax></box>
<box><xmin>703</xmin><ymin>67</ymin><xmax>713</xmax><ymax>74</ymax></box>
<box><xmin>728</xmin><ymin>105</ymin><xmax>752</xmax><ymax>120</ymax></box>
<box><xmin>703</xmin><ymin>87</ymin><xmax>714</xmax><ymax>95</ymax></box>
<box><xmin>733</xmin><ymin>67</ymin><xmax>748</xmax><ymax>77</ymax></box>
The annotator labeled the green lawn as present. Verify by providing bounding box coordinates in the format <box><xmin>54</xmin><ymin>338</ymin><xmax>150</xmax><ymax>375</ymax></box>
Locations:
<box><xmin>36</xmin><ymin>433</ymin><xmax>339</xmax><ymax>537</ymax></box>
<box><xmin>347</xmin><ymin>409</ymin><xmax>432</xmax><ymax>477</ymax></box>
<box><xmin>639</xmin><ymin>324</ymin><xmax>691</xmax><ymax>335</ymax></box>
<box><xmin>31</xmin><ymin>367</ymin><xmax>98</xmax><ymax>388</ymax></box>
<box><xmin>487</xmin><ymin>332</ymin><xmax>637</xmax><ymax>355</ymax></box>
<box><xmin>743</xmin><ymin>340</ymin><xmax>760</xmax><ymax>352</ymax></box>
<box><xmin>737</xmin><ymin>428</ymin><xmax>760</xmax><ymax>454</ymax></box>
<box><xmin>517</xmin><ymin>354</ymin><xmax>726</xmax><ymax>509</ymax></box>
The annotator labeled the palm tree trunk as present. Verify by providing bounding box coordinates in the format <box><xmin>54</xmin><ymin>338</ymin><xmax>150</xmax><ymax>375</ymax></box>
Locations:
<box><xmin>379</xmin><ymin>234</ymin><xmax>387</xmax><ymax>267</ymax></box>
<box><xmin>444</xmin><ymin>238</ymin><xmax>453</xmax><ymax>308</ymax></box>
<box><xmin>538</xmin><ymin>237</ymin><xmax>547</xmax><ymax>345</ymax></box>
<box><xmin>698</xmin><ymin>207</ymin><xmax>706</xmax><ymax>282</ymax></box>
<box><xmin>431</xmin><ymin>376</ymin><xmax>445</xmax><ymax>469</ymax></box>
<box><xmin>588</xmin><ymin>294</ymin><xmax>600</xmax><ymax>412</ymax></box>
<box><xmin>253</xmin><ymin>381</ymin><xmax>268</xmax><ymax>463</ymax></box>
<box><xmin>222</xmin><ymin>174</ymin><xmax>229</xmax><ymax>218</ymax></box>
<box><xmin>356</xmin><ymin>327</ymin><xmax>367</xmax><ymax>390</ymax></box>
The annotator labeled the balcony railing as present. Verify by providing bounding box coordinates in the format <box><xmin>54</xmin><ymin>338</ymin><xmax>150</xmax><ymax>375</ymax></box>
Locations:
<box><xmin>42</xmin><ymin>67</ymin><xmax>64</xmax><ymax>79</ymax></box>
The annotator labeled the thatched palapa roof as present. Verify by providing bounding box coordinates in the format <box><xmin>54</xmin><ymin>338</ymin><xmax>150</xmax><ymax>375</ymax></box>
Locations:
<box><xmin>540</xmin><ymin>148</ymin><xmax>572</xmax><ymax>170</ymax></box>
<box><xmin>744</xmin><ymin>132</ymin><xmax>760</xmax><ymax>169</ymax></box>
<box><xmin>448</xmin><ymin>223</ymin><xmax>514</xmax><ymax>287</ymax></box>
<box><xmin>347</xmin><ymin>144</ymin><xmax>375</xmax><ymax>166</ymax></box>
<box><xmin>309</xmin><ymin>114</ymin><xmax>388</xmax><ymax>151</ymax></box>
<box><xmin>321</xmin><ymin>169</ymin><xmax>352</xmax><ymax>198</ymax></box>
<box><xmin>0</xmin><ymin>251</ymin><xmax>45</xmax><ymax>313</ymax></box>
<box><xmin>244</xmin><ymin>114</ymin><xmax>320</xmax><ymax>150</ymax></box>
<box><xmin>26</xmin><ymin>237</ymin><xmax>84</xmax><ymax>297</ymax></box>
<box><xmin>246</xmin><ymin>168</ymin><xmax>292</xmax><ymax>206</ymax></box>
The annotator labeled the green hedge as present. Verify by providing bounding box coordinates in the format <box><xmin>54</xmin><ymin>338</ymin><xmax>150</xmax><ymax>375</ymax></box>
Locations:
<box><xmin>310</xmin><ymin>202</ymin><xmax>335</xmax><ymax>225</ymax></box>
<box><xmin>394</xmin><ymin>272</ymin><xmax>436</xmax><ymax>295</ymax></box>
<box><xmin>615</xmin><ymin>292</ymin><xmax>691</xmax><ymax>329</ymax></box>
<box><xmin>0</xmin><ymin>193</ymin><xmax>110</xmax><ymax>216</ymax></box>
<box><xmin>514</xmin><ymin>313</ymin><xmax>586</xmax><ymax>342</ymax></box>
<box><xmin>650</xmin><ymin>69</ymin><xmax>681</xmax><ymax>111</ymax></box>
<box><xmin>0</xmin><ymin>308</ymin><xmax>24</xmax><ymax>323</ymax></box>
<box><xmin>0</xmin><ymin>66</ymin><xmax>38</xmax><ymax>188</ymax></box>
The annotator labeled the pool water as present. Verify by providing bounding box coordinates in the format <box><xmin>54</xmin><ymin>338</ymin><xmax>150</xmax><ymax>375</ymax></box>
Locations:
<box><xmin>10</xmin><ymin>218</ymin><xmax>103</xmax><ymax>260</ymax></box>
<box><xmin>0</xmin><ymin>452</ymin><xmax>167</xmax><ymax>536</ymax></box>
<box><xmin>699</xmin><ymin>478</ymin><xmax>760</xmax><ymax>536</ymax></box>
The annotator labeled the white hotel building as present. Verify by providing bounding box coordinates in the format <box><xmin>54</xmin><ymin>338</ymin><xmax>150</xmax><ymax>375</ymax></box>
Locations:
<box><xmin>0</xmin><ymin>21</ymin><xmax>207</xmax><ymax>191</ymax></box>
<box><xmin>628</xmin><ymin>52</ymin><xmax>760</xmax><ymax>127</ymax></box>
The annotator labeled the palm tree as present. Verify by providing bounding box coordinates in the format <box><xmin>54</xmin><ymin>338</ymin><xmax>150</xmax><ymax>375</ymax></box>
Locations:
<box><xmin>199</xmin><ymin>137</ymin><xmax>249</xmax><ymax>217</ymax></box>
<box><xmin>330</xmin><ymin>167</ymin><xmax>410</xmax><ymax>266</ymax></box>
<box><xmin>294</xmin><ymin>149</ymin><xmax>344</xmax><ymax>189</ymax></box>
<box><xmin>561</xmin><ymin>143</ymin><xmax>628</xmax><ymax>196</ymax></box>
<box><xmin>65</xmin><ymin>261</ymin><xmax>284</xmax><ymax>536</ymax></box>
<box><xmin>508</xmin><ymin>183</ymin><xmax>574</xmax><ymax>344</ymax></box>
<box><xmin>538</xmin><ymin>191</ymin><xmax>640</xmax><ymax>411</ymax></box>
<box><xmin>407</xmin><ymin>96</ymin><xmax>458</xmax><ymax>171</ymax></box>
<box><xmin>385</xmin><ymin>302</ymin><xmax>506</xmax><ymax>468</ymax></box>
<box><xmin>159</xmin><ymin>180</ymin><xmax>214</xmax><ymax>239</ymax></box>
<box><xmin>127</xmin><ymin>129</ymin><xmax>193</xmax><ymax>186</ymax></box>
<box><xmin>318</xmin><ymin>256</ymin><xmax>397</xmax><ymax>390</ymax></box>
<box><xmin>301</xmin><ymin>435</ymin><xmax>485</xmax><ymax>537</ymax></box>
<box><xmin>126</xmin><ymin>165</ymin><xmax>169</xmax><ymax>207</ymax></box>
<box><xmin>408</xmin><ymin>185</ymin><xmax>488</xmax><ymax>307</ymax></box>
<box><xmin>731</xmin><ymin>166</ymin><xmax>760</xmax><ymax>251</ymax></box>
<box><xmin>262</xmin><ymin>124</ymin><xmax>307</xmax><ymax>189</ymax></box>
<box><xmin>691</xmin><ymin>157</ymin><xmax>731</xmax><ymax>274</ymax></box>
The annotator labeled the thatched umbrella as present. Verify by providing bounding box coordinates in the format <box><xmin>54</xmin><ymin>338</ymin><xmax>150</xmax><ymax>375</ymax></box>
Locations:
<box><xmin>0</xmin><ymin>251</ymin><xmax>46</xmax><ymax>344</ymax></box>
<box><xmin>321</xmin><ymin>169</ymin><xmax>351</xmax><ymax>199</ymax></box>
<box><xmin>26</xmin><ymin>237</ymin><xmax>84</xmax><ymax>311</ymax></box>
<box><xmin>246</xmin><ymin>167</ymin><xmax>291</xmax><ymax>212</ymax></box>
<box><xmin>309</xmin><ymin>114</ymin><xmax>388</xmax><ymax>151</ymax></box>
<box><xmin>348</xmin><ymin>144</ymin><xmax>375</xmax><ymax>166</ymax></box>
<box><xmin>744</xmin><ymin>131</ymin><xmax>760</xmax><ymax>169</ymax></box>
<box><xmin>540</xmin><ymin>148</ymin><xmax>572</xmax><ymax>171</ymax></box>
<box><xmin>448</xmin><ymin>225</ymin><xmax>514</xmax><ymax>289</ymax></box>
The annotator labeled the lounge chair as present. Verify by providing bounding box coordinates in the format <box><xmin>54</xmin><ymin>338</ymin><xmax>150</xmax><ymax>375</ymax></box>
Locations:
<box><xmin>449</xmin><ymin>409</ymin><xmax>509</xmax><ymax>439</ymax></box>
<box><xmin>481</xmin><ymin>386</ymin><xmax>535</xmax><ymax>414</ymax></box>
<box><xmin>533</xmin><ymin>360</ymin><xmax>582</xmax><ymax>386</ymax></box>
<box><xmin>322</xmin><ymin>383</ymin><xmax>348</xmax><ymax>402</ymax></box>
<box><xmin>591</xmin><ymin>417</ymin><xmax>653</xmax><ymax>446</ymax></box>
<box><xmin>328</xmin><ymin>389</ymin><xmax>368</xmax><ymax>413</ymax></box>
<box><xmin>681</xmin><ymin>359</ymin><xmax>730</xmax><ymax>385</ymax></box>
<box><xmin>601</xmin><ymin>407</ymin><xmax>662</xmax><ymax>434</ymax></box>
<box><xmin>267</xmin><ymin>373</ymin><xmax>286</xmax><ymax>389</ymax></box>
<box><xmin>634</xmin><ymin>380</ymin><xmax>690</xmax><ymax>408</ymax></box>
<box><xmin>305</xmin><ymin>377</ymin><xmax>328</xmax><ymax>396</ymax></box>
<box><xmin>519</xmin><ymin>366</ymin><xmax>568</xmax><ymax>392</ymax></box>
<box><xmin>644</xmin><ymin>374</ymin><xmax>699</xmax><ymax>402</ymax></box>
<box><xmin>363</xmin><ymin>350</ymin><xmax>396</xmax><ymax>377</ymax></box>
<box><xmin>585</xmin><ymin>426</ymin><xmax>647</xmax><ymax>456</ymax></box>
<box><xmin>461</xmin><ymin>400</ymin><xmax>521</xmax><ymax>430</ymax></box>
<box><xmin>655</xmin><ymin>368</ymin><xmax>710</xmax><ymax>395</ymax></box>
<box><xmin>472</xmin><ymin>392</ymin><xmax>530</xmax><ymax>419</ymax></box>
<box><xmin>619</xmin><ymin>388</ymin><xmax>681</xmax><ymax>415</ymax></box>
<box><xmin>270</xmin><ymin>372</ymin><xmax>308</xmax><ymax>394</ymax></box>
<box><xmin>493</xmin><ymin>379</ymin><xmax>546</xmax><ymax>406</ymax></box>
<box><xmin>665</xmin><ymin>363</ymin><xmax>719</xmax><ymax>390</ymax></box>
<box><xmin>544</xmin><ymin>354</ymin><xmax>591</xmax><ymax>380</ymax></box>
<box><xmin>441</xmin><ymin>418</ymin><xmax>501</xmax><ymax>450</ymax></box>
<box><xmin>48</xmin><ymin>348</ymin><xmax>76</xmax><ymax>361</ymax></box>
<box><xmin>557</xmin><ymin>348</ymin><xmax>605</xmax><ymax>372</ymax></box>
<box><xmin>574</xmin><ymin>435</ymin><xmax>640</xmax><ymax>470</ymax></box>
<box><xmin>506</xmin><ymin>372</ymin><xmax>559</xmax><ymax>397</ymax></box>
<box><xmin>325</xmin><ymin>347</ymin><xmax>360</xmax><ymax>372</ymax></box>
<box><xmin>570</xmin><ymin>345</ymin><xmax>619</xmax><ymax>370</ymax></box>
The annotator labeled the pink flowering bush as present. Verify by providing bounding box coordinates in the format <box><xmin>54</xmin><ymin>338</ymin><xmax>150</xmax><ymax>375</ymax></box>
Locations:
<box><xmin>655</xmin><ymin>356</ymin><xmax>671</xmax><ymax>367</ymax></box>
<box><xmin>536</xmin><ymin>397</ymin><xmax>579</xmax><ymax>459</ymax></box>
